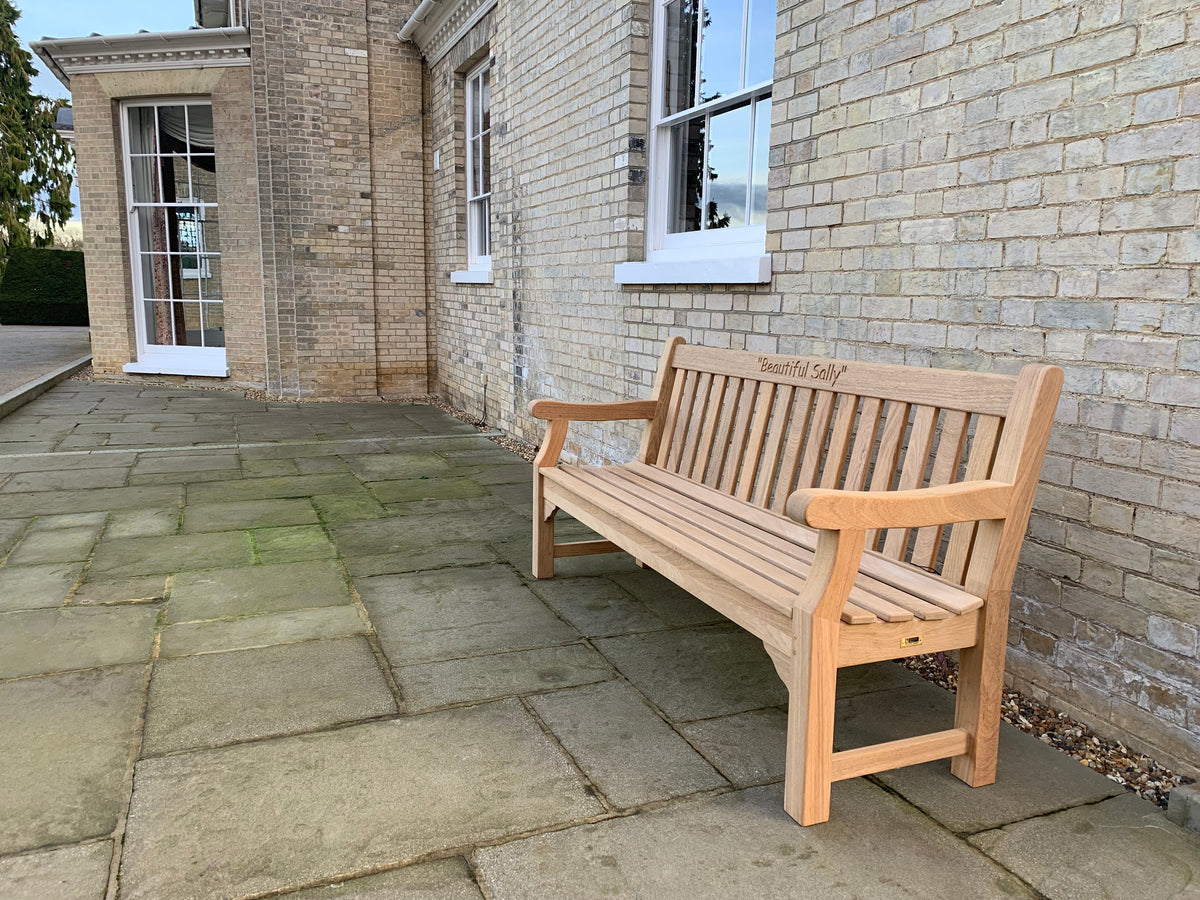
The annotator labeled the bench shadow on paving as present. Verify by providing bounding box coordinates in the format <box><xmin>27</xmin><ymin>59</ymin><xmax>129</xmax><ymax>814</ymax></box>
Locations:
<box><xmin>0</xmin><ymin>381</ymin><xmax>1195</xmax><ymax>899</ymax></box>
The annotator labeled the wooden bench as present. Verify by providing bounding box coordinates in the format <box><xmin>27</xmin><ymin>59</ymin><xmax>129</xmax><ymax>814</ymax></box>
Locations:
<box><xmin>529</xmin><ymin>338</ymin><xmax>1063</xmax><ymax>825</ymax></box>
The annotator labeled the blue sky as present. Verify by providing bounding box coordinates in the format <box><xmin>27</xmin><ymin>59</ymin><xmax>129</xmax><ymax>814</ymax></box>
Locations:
<box><xmin>16</xmin><ymin>0</ymin><xmax>194</xmax><ymax>99</ymax></box>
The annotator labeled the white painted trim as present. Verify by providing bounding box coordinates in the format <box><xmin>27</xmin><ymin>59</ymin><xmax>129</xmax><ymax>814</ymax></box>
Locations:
<box><xmin>450</xmin><ymin>268</ymin><xmax>494</xmax><ymax>284</ymax></box>
<box><xmin>123</xmin><ymin>360</ymin><xmax>229</xmax><ymax>378</ymax></box>
<box><xmin>427</xmin><ymin>0</ymin><xmax>497</xmax><ymax>65</ymax></box>
<box><xmin>31</xmin><ymin>28</ymin><xmax>249</xmax><ymax>88</ymax></box>
<box><xmin>614</xmin><ymin>254</ymin><xmax>772</xmax><ymax>286</ymax></box>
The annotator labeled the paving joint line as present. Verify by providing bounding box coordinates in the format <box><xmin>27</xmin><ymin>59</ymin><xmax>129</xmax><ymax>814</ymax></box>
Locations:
<box><xmin>0</xmin><ymin>431</ymin><xmax>504</xmax><ymax>460</ymax></box>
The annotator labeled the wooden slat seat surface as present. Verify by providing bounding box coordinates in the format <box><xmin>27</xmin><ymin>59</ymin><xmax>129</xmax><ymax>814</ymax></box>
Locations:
<box><xmin>546</xmin><ymin>463</ymin><xmax>984</xmax><ymax>625</ymax></box>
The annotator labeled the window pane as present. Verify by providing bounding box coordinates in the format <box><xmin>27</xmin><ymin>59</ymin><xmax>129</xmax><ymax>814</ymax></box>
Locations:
<box><xmin>663</xmin><ymin>0</ymin><xmax>699</xmax><ymax>116</ymax></box>
<box><xmin>706</xmin><ymin>102</ymin><xmax>751</xmax><ymax>229</ymax></box>
<box><xmin>129</xmin><ymin>156</ymin><xmax>160</xmax><ymax>204</ymax></box>
<box><xmin>701</xmin><ymin>0</ymin><xmax>746</xmax><ymax>101</ymax></box>
<box><xmin>470</xmin><ymin>197</ymin><xmax>490</xmax><ymax>259</ymax></box>
<box><xmin>480</xmin><ymin>67</ymin><xmax>491</xmax><ymax>133</ymax></box>
<box><xmin>480</xmin><ymin>130</ymin><xmax>491</xmax><ymax>195</ymax></box>
<box><xmin>749</xmin><ymin>96</ymin><xmax>770</xmax><ymax>225</ymax></box>
<box><xmin>201</xmin><ymin>302</ymin><xmax>226</xmax><ymax>347</ymax></box>
<box><xmin>745</xmin><ymin>0</ymin><xmax>775</xmax><ymax>86</ymax></box>
<box><xmin>468</xmin><ymin>75</ymin><xmax>481</xmax><ymax>138</ymax></box>
<box><xmin>668</xmin><ymin>117</ymin><xmax>705</xmax><ymax>233</ymax></box>
<box><xmin>127</xmin><ymin>107</ymin><xmax>159</xmax><ymax>154</ymax></box>
<box><xmin>185</xmin><ymin>105</ymin><xmax>216</xmax><ymax>151</ymax></box>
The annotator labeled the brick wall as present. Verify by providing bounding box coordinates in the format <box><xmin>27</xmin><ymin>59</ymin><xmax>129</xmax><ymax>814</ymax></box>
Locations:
<box><xmin>424</xmin><ymin>0</ymin><xmax>1199</xmax><ymax>775</ymax></box>
<box><xmin>250</xmin><ymin>0</ymin><xmax>427</xmax><ymax>398</ymax></box>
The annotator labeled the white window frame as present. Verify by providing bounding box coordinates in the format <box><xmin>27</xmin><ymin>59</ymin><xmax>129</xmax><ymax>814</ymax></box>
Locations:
<box><xmin>120</xmin><ymin>98</ymin><xmax>228</xmax><ymax>377</ymax></box>
<box><xmin>452</xmin><ymin>59</ymin><xmax>494</xmax><ymax>284</ymax></box>
<box><xmin>615</xmin><ymin>0</ymin><xmax>774</xmax><ymax>286</ymax></box>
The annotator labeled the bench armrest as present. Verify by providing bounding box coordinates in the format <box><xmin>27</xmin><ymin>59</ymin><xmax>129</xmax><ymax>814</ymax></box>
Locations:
<box><xmin>528</xmin><ymin>399</ymin><xmax>658</xmax><ymax>422</ymax></box>
<box><xmin>785</xmin><ymin>480</ymin><xmax>1014</xmax><ymax>531</ymax></box>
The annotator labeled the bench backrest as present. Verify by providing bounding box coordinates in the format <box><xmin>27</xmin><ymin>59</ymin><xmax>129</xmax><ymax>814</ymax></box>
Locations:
<box><xmin>637</xmin><ymin>339</ymin><xmax>1063</xmax><ymax>597</ymax></box>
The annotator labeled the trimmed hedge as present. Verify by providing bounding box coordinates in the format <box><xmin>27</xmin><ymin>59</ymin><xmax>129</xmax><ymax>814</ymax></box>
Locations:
<box><xmin>0</xmin><ymin>247</ymin><xmax>89</xmax><ymax>326</ymax></box>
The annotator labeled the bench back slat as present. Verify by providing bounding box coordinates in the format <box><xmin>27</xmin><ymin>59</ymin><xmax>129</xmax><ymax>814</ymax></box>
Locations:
<box><xmin>649</xmin><ymin>343</ymin><xmax>1056</xmax><ymax>586</ymax></box>
<box><xmin>941</xmin><ymin>414</ymin><xmax>1003</xmax><ymax>583</ymax></box>
<box><xmin>910</xmin><ymin>410</ymin><xmax>970</xmax><ymax>569</ymax></box>
<box><xmin>842</xmin><ymin>397</ymin><xmax>883</xmax><ymax>493</ymax></box>
<box><xmin>753</xmin><ymin>384</ymin><xmax>796</xmax><ymax>507</ymax></box>
<box><xmin>736</xmin><ymin>381</ymin><xmax>778</xmax><ymax>501</ymax></box>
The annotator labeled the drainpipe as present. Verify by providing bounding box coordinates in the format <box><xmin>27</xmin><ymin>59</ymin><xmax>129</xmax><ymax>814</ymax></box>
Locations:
<box><xmin>399</xmin><ymin>0</ymin><xmax>440</xmax><ymax>41</ymax></box>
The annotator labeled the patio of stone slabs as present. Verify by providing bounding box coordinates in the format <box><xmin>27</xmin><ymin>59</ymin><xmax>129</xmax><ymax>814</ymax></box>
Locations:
<box><xmin>0</xmin><ymin>381</ymin><xmax>1197</xmax><ymax>900</ymax></box>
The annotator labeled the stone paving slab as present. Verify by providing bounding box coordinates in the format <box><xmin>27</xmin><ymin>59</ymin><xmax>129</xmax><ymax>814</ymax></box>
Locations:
<box><xmin>143</xmin><ymin>637</ymin><xmax>397</xmax><ymax>755</ymax></box>
<box><xmin>0</xmin><ymin>484</ymin><xmax>183</xmax><ymax>518</ymax></box>
<box><xmin>594</xmin><ymin>625</ymin><xmax>788</xmax><ymax>721</ymax></box>
<box><xmin>102</xmin><ymin>514</ymin><xmax>175</xmax><ymax>545</ymax></box>
<box><xmin>0</xmin><ymin>606</ymin><xmax>158</xmax><ymax>678</ymax></box>
<box><xmin>342</xmin><ymin>452</ymin><xmax>452</xmax><ymax>481</ymax></box>
<box><xmin>158</xmin><ymin>605</ymin><xmax>370</xmax><ymax>658</ymax></box>
<box><xmin>343</xmin><ymin>544</ymin><xmax>498</xmax><ymax>578</ymax></box>
<box><xmin>529</xmin><ymin>681</ymin><xmax>729</xmax><ymax>808</ymax></box>
<box><xmin>5</xmin><ymin>524</ymin><xmax>100</xmax><ymax>566</ymax></box>
<box><xmin>74</xmin><ymin>575</ymin><xmax>167</xmax><ymax>606</ymax></box>
<box><xmin>474</xmin><ymin>782</ymin><xmax>1038</xmax><ymax>900</ymax></box>
<box><xmin>254</xmin><ymin>524</ymin><xmax>339</xmax><ymax>563</ymax></box>
<box><xmin>369</xmin><ymin>477</ymin><xmax>488</xmax><ymax>503</ymax></box>
<box><xmin>359</xmin><ymin>566</ymin><xmax>580</xmax><ymax>665</ymax></box>
<box><xmin>283</xmin><ymin>858</ymin><xmax>485</xmax><ymax>900</ymax></box>
<box><xmin>528</xmin><ymin>576</ymin><xmax>674</xmax><ymax>636</ymax></box>
<box><xmin>395</xmin><ymin>644</ymin><xmax>614</xmax><ymax>711</ymax></box>
<box><xmin>835</xmin><ymin>681</ymin><xmax>1126</xmax><ymax>833</ymax></box>
<box><xmin>118</xmin><ymin>700</ymin><xmax>603</xmax><ymax>900</ymax></box>
<box><xmin>0</xmin><ymin>516</ymin><xmax>28</xmax><ymax>555</ymax></box>
<box><xmin>970</xmin><ymin>794</ymin><xmax>1200</xmax><ymax>900</ymax></box>
<box><xmin>0</xmin><ymin>452</ymin><xmax>136</xmax><ymax>474</ymax></box>
<box><xmin>678</xmin><ymin>708</ymin><xmax>789</xmax><ymax>786</ymax></box>
<box><xmin>89</xmin><ymin>531</ymin><xmax>255</xmax><ymax>578</ymax></box>
<box><xmin>0</xmin><ymin>466</ymin><xmax>131</xmax><ymax>493</ymax></box>
<box><xmin>334</xmin><ymin>509</ymin><xmax>529</xmax><ymax>555</ymax></box>
<box><xmin>0</xmin><ymin>840</ymin><xmax>112</xmax><ymax>900</ymax></box>
<box><xmin>182</xmin><ymin>499</ymin><xmax>319</xmax><ymax>533</ymax></box>
<box><xmin>168</xmin><ymin>559</ymin><xmax>352</xmax><ymax>623</ymax></box>
<box><xmin>0</xmin><ymin>561</ymin><xmax>83</xmax><ymax>611</ymax></box>
<box><xmin>187</xmin><ymin>474</ymin><xmax>366</xmax><ymax>504</ymax></box>
<box><xmin>0</xmin><ymin>666</ymin><xmax>144</xmax><ymax>854</ymax></box>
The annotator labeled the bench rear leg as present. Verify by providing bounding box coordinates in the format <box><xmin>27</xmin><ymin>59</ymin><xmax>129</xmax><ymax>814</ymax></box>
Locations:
<box><xmin>533</xmin><ymin>501</ymin><xmax>557</xmax><ymax>579</ymax></box>
<box><xmin>783</xmin><ymin>616</ymin><xmax>839</xmax><ymax>826</ymax></box>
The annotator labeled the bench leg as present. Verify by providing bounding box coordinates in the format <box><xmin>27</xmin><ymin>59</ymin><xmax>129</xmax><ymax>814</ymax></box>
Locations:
<box><xmin>950</xmin><ymin>640</ymin><xmax>1002</xmax><ymax>788</ymax></box>
<box><xmin>783</xmin><ymin>615</ymin><xmax>839</xmax><ymax>826</ymax></box>
<box><xmin>532</xmin><ymin>502</ymin><xmax>557</xmax><ymax>579</ymax></box>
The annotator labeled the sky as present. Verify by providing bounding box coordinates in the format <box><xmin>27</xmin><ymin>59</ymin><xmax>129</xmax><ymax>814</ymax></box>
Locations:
<box><xmin>15</xmin><ymin>0</ymin><xmax>196</xmax><ymax>217</ymax></box>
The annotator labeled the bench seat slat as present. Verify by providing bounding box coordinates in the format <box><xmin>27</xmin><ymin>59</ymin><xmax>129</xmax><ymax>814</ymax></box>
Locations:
<box><xmin>551</xmin><ymin>465</ymin><xmax>880</xmax><ymax>625</ymax></box>
<box><xmin>546</xmin><ymin>466</ymin><xmax>803</xmax><ymax>619</ymax></box>
<box><xmin>595</xmin><ymin>466</ymin><xmax>905</xmax><ymax>624</ymax></box>
<box><xmin>624</xmin><ymin>462</ymin><xmax>984</xmax><ymax>616</ymax></box>
<box><xmin>600</xmin><ymin>466</ymin><xmax>931</xmax><ymax>624</ymax></box>
<box><xmin>602</xmin><ymin>466</ymin><xmax>958</xmax><ymax>624</ymax></box>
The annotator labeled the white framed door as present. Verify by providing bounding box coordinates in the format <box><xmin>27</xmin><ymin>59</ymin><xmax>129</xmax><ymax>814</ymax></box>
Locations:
<box><xmin>121</xmin><ymin>99</ymin><xmax>228</xmax><ymax>377</ymax></box>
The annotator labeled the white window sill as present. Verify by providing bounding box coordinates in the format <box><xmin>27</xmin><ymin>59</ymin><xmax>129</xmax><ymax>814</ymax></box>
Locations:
<box><xmin>123</xmin><ymin>361</ymin><xmax>229</xmax><ymax>378</ymax></box>
<box><xmin>450</xmin><ymin>268</ymin><xmax>494</xmax><ymax>284</ymax></box>
<box><xmin>614</xmin><ymin>254</ymin><xmax>772</xmax><ymax>286</ymax></box>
